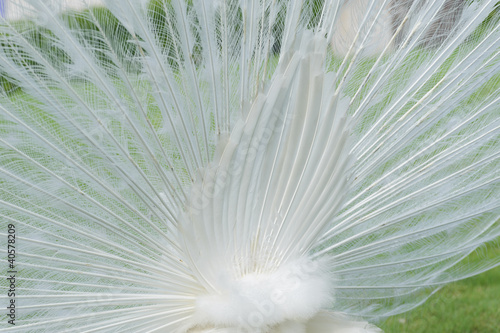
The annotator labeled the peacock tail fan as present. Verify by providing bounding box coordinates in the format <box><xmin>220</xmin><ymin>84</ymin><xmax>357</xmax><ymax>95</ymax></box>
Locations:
<box><xmin>0</xmin><ymin>0</ymin><xmax>499</xmax><ymax>332</ymax></box>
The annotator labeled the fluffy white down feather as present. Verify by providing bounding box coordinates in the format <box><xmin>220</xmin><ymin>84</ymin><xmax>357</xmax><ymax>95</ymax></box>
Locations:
<box><xmin>188</xmin><ymin>311</ymin><xmax>382</xmax><ymax>332</ymax></box>
<box><xmin>191</xmin><ymin>258</ymin><xmax>333</xmax><ymax>330</ymax></box>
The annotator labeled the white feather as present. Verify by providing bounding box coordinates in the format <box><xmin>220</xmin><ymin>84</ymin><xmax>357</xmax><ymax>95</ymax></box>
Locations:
<box><xmin>0</xmin><ymin>0</ymin><xmax>499</xmax><ymax>332</ymax></box>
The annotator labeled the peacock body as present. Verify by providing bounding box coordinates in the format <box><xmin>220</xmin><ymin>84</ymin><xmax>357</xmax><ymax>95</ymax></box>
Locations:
<box><xmin>0</xmin><ymin>0</ymin><xmax>499</xmax><ymax>332</ymax></box>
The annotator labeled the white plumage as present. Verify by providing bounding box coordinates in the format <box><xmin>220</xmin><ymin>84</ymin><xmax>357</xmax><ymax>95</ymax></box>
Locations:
<box><xmin>0</xmin><ymin>0</ymin><xmax>499</xmax><ymax>332</ymax></box>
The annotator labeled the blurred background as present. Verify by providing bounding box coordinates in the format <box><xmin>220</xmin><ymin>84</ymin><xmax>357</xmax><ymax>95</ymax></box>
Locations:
<box><xmin>0</xmin><ymin>0</ymin><xmax>103</xmax><ymax>20</ymax></box>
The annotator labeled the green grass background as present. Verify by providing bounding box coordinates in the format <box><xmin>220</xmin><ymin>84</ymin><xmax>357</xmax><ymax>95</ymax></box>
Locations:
<box><xmin>380</xmin><ymin>246</ymin><xmax>500</xmax><ymax>333</ymax></box>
